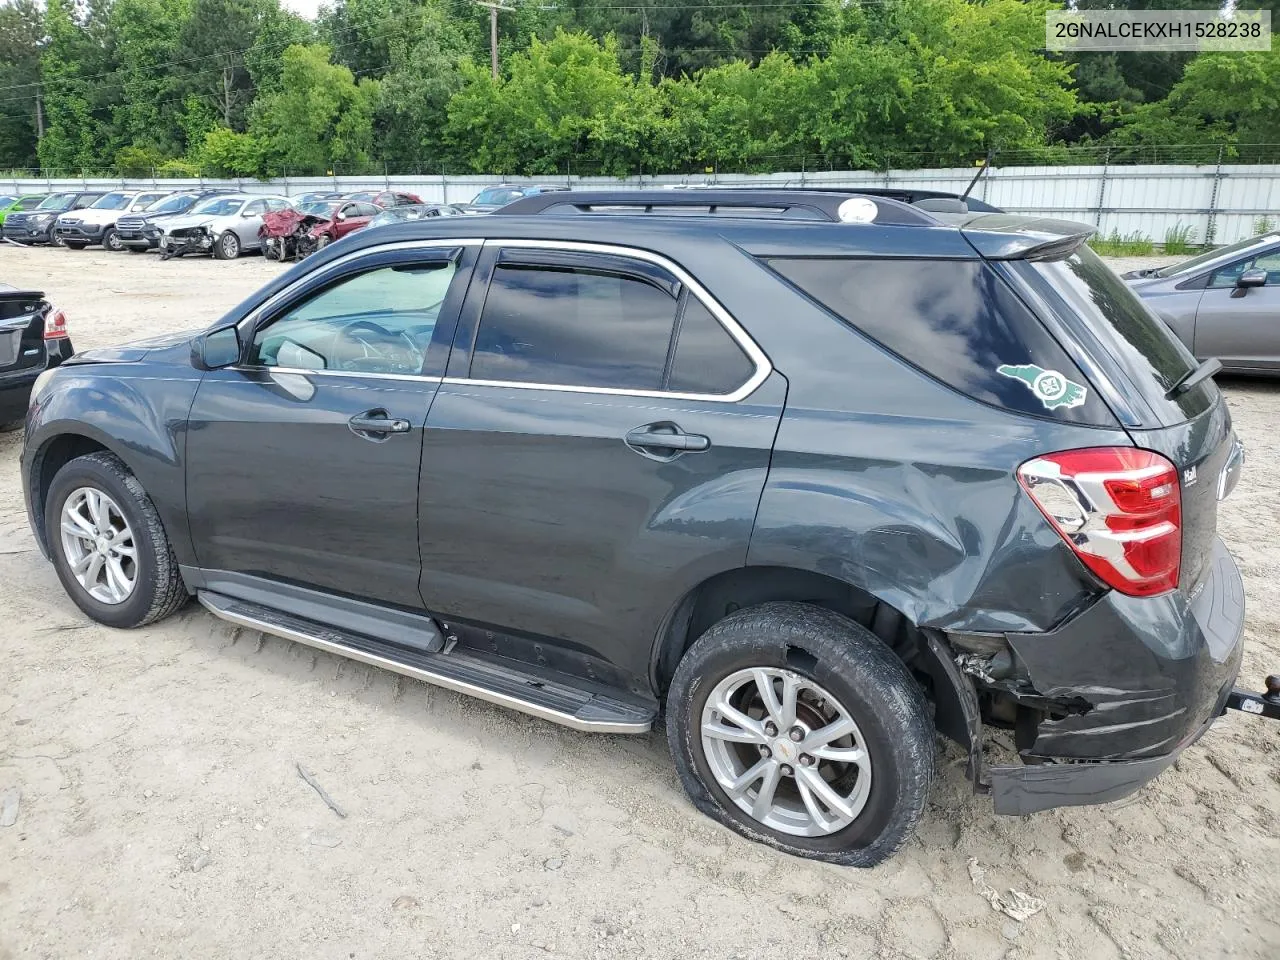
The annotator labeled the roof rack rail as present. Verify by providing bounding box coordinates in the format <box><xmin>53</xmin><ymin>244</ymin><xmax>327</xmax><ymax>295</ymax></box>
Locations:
<box><xmin>493</xmin><ymin>190</ymin><xmax>940</xmax><ymax>226</ymax></box>
<box><xmin>717</xmin><ymin>186</ymin><xmax>1003</xmax><ymax>214</ymax></box>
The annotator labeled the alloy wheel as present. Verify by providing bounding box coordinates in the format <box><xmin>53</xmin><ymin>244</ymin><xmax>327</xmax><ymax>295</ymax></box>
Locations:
<box><xmin>59</xmin><ymin>487</ymin><xmax>137</xmax><ymax>605</ymax></box>
<box><xmin>700</xmin><ymin>667</ymin><xmax>872</xmax><ymax>837</ymax></box>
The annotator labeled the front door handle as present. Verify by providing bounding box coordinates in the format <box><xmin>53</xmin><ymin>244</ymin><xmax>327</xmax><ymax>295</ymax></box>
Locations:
<box><xmin>349</xmin><ymin>409</ymin><xmax>411</xmax><ymax>438</ymax></box>
<box><xmin>624</xmin><ymin>423</ymin><xmax>711</xmax><ymax>456</ymax></box>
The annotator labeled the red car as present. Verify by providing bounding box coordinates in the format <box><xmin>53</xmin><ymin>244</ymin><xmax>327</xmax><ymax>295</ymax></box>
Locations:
<box><xmin>259</xmin><ymin>199</ymin><xmax>382</xmax><ymax>260</ymax></box>
<box><xmin>346</xmin><ymin>190</ymin><xmax>422</xmax><ymax>209</ymax></box>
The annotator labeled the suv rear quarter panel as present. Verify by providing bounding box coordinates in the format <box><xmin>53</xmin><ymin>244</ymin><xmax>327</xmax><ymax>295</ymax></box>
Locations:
<box><xmin>689</xmin><ymin>244</ymin><xmax>1135</xmax><ymax>633</ymax></box>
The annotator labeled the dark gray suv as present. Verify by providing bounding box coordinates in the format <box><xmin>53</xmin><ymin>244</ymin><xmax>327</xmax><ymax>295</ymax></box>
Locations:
<box><xmin>20</xmin><ymin>191</ymin><xmax>1257</xmax><ymax>866</ymax></box>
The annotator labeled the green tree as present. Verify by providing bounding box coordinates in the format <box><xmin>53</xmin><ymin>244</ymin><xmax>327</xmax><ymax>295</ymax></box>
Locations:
<box><xmin>196</xmin><ymin>125</ymin><xmax>266</xmax><ymax>175</ymax></box>
<box><xmin>249</xmin><ymin>43</ymin><xmax>380</xmax><ymax>174</ymax></box>
<box><xmin>445</xmin><ymin>31</ymin><xmax>661</xmax><ymax>176</ymax></box>
<box><xmin>37</xmin><ymin>0</ymin><xmax>113</xmax><ymax>172</ymax></box>
<box><xmin>105</xmin><ymin>0</ymin><xmax>192</xmax><ymax>162</ymax></box>
<box><xmin>0</xmin><ymin>0</ymin><xmax>45</xmax><ymax>168</ymax></box>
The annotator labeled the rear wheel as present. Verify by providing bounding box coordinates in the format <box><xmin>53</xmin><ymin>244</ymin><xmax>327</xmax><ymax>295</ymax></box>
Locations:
<box><xmin>213</xmin><ymin>230</ymin><xmax>241</xmax><ymax>260</ymax></box>
<box><xmin>102</xmin><ymin>227</ymin><xmax>123</xmax><ymax>252</ymax></box>
<box><xmin>45</xmin><ymin>452</ymin><xmax>188</xmax><ymax>628</ymax></box>
<box><xmin>666</xmin><ymin>602</ymin><xmax>934</xmax><ymax>867</ymax></box>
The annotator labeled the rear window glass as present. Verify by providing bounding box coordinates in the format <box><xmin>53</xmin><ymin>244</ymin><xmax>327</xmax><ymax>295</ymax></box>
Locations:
<box><xmin>1027</xmin><ymin>247</ymin><xmax>1212</xmax><ymax>424</ymax></box>
<box><xmin>767</xmin><ymin>257</ymin><xmax>1114</xmax><ymax>424</ymax></box>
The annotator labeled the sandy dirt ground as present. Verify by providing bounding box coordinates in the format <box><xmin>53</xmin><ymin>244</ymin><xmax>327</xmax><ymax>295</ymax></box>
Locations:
<box><xmin>0</xmin><ymin>245</ymin><xmax>1277</xmax><ymax>960</ymax></box>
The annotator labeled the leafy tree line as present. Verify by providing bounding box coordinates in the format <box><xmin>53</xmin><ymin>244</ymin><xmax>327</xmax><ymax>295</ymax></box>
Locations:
<box><xmin>0</xmin><ymin>0</ymin><xmax>1278</xmax><ymax>177</ymax></box>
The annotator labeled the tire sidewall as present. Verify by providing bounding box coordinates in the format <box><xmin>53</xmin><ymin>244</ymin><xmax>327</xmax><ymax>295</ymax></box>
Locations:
<box><xmin>45</xmin><ymin>458</ymin><xmax>165</xmax><ymax>629</ymax></box>
<box><xmin>217</xmin><ymin>232</ymin><xmax>240</xmax><ymax>259</ymax></box>
<box><xmin>103</xmin><ymin>227</ymin><xmax>122</xmax><ymax>251</ymax></box>
<box><xmin>667</xmin><ymin>604</ymin><xmax>933</xmax><ymax>866</ymax></box>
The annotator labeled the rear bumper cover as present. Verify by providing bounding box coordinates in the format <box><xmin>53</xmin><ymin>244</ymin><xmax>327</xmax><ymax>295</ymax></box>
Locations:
<box><xmin>988</xmin><ymin>537</ymin><xmax>1244</xmax><ymax>814</ymax></box>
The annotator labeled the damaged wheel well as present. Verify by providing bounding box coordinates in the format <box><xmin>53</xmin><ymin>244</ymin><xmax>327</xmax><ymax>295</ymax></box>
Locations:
<box><xmin>650</xmin><ymin>566</ymin><xmax>980</xmax><ymax>760</ymax></box>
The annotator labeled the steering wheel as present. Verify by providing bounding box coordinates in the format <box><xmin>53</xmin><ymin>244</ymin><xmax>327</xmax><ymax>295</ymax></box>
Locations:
<box><xmin>338</xmin><ymin>318</ymin><xmax>424</xmax><ymax>372</ymax></box>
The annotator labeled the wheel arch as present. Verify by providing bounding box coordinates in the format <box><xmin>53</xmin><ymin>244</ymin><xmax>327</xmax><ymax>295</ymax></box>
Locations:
<box><xmin>650</xmin><ymin>565</ymin><xmax>980</xmax><ymax>760</ymax></box>
<box><xmin>28</xmin><ymin>429</ymin><xmax>123</xmax><ymax>556</ymax></box>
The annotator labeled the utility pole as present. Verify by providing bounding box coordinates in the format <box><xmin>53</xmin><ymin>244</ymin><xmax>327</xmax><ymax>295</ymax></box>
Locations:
<box><xmin>475</xmin><ymin>1</ymin><xmax>515</xmax><ymax>79</ymax></box>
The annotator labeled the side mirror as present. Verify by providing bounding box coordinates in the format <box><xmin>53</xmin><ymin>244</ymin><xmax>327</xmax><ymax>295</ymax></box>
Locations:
<box><xmin>1232</xmin><ymin>268</ymin><xmax>1268</xmax><ymax>297</ymax></box>
<box><xmin>335</xmin><ymin>211</ymin><xmax>347</xmax><ymax>221</ymax></box>
<box><xmin>191</xmin><ymin>324</ymin><xmax>242</xmax><ymax>370</ymax></box>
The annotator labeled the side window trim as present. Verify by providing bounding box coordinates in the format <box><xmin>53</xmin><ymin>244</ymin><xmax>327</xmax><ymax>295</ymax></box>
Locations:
<box><xmin>446</xmin><ymin>239</ymin><xmax>771</xmax><ymax>403</ymax></box>
<box><xmin>235</xmin><ymin>240</ymin><xmax>477</xmax><ymax>380</ymax></box>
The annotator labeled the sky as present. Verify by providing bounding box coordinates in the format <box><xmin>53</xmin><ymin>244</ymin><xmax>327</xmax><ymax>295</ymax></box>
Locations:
<box><xmin>281</xmin><ymin>0</ymin><xmax>325</xmax><ymax>20</ymax></box>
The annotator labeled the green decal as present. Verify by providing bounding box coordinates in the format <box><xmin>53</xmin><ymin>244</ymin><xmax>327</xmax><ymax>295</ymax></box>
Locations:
<box><xmin>997</xmin><ymin>363</ymin><xmax>1087</xmax><ymax>410</ymax></box>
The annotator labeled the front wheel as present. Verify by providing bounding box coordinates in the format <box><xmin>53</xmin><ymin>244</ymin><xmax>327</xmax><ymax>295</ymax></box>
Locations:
<box><xmin>45</xmin><ymin>452</ymin><xmax>188</xmax><ymax>628</ymax></box>
<box><xmin>102</xmin><ymin>227</ymin><xmax>123</xmax><ymax>252</ymax></box>
<box><xmin>666</xmin><ymin>602</ymin><xmax>934</xmax><ymax>867</ymax></box>
<box><xmin>213</xmin><ymin>230</ymin><xmax>241</xmax><ymax>260</ymax></box>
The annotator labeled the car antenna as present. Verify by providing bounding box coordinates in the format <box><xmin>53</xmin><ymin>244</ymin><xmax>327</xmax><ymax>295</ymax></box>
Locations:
<box><xmin>959</xmin><ymin>149</ymin><xmax>993</xmax><ymax>204</ymax></box>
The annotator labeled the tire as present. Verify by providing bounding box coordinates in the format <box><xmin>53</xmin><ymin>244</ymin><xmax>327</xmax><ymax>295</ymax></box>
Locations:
<box><xmin>666</xmin><ymin>602</ymin><xmax>934</xmax><ymax>867</ymax></box>
<box><xmin>45</xmin><ymin>451</ymin><xmax>188</xmax><ymax>629</ymax></box>
<box><xmin>102</xmin><ymin>227</ymin><xmax>123</xmax><ymax>252</ymax></box>
<box><xmin>263</xmin><ymin>238</ymin><xmax>282</xmax><ymax>261</ymax></box>
<box><xmin>213</xmin><ymin>231</ymin><xmax>241</xmax><ymax>260</ymax></box>
<box><xmin>126</xmin><ymin>245</ymin><xmax>148</xmax><ymax>254</ymax></box>
<box><xmin>64</xmin><ymin>240</ymin><xmax>86</xmax><ymax>250</ymax></box>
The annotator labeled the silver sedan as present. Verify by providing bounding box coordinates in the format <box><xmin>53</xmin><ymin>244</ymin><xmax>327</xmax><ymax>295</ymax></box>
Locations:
<box><xmin>1124</xmin><ymin>232</ymin><xmax>1280</xmax><ymax>374</ymax></box>
<box><xmin>158</xmin><ymin>194</ymin><xmax>293</xmax><ymax>260</ymax></box>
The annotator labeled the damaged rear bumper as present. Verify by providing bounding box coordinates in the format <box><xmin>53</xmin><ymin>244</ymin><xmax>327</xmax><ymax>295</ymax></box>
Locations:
<box><xmin>984</xmin><ymin>537</ymin><xmax>1244</xmax><ymax>815</ymax></box>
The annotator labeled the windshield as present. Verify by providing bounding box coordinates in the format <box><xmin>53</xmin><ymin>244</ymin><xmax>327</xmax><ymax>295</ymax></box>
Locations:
<box><xmin>90</xmin><ymin>192</ymin><xmax>133</xmax><ymax>210</ymax></box>
<box><xmin>472</xmin><ymin>187</ymin><xmax>527</xmax><ymax>206</ymax></box>
<box><xmin>146</xmin><ymin>194</ymin><xmax>194</xmax><ymax>214</ymax></box>
<box><xmin>190</xmin><ymin>197</ymin><xmax>243</xmax><ymax>216</ymax></box>
<box><xmin>1027</xmin><ymin>246</ymin><xmax>1212</xmax><ymax>424</ymax></box>
<box><xmin>0</xmin><ymin>196</ymin><xmax>16</xmax><ymax>209</ymax></box>
<box><xmin>1155</xmin><ymin>233</ymin><xmax>1280</xmax><ymax>278</ymax></box>
<box><xmin>300</xmin><ymin>201</ymin><xmax>340</xmax><ymax>217</ymax></box>
<box><xmin>37</xmin><ymin>194</ymin><xmax>75</xmax><ymax>211</ymax></box>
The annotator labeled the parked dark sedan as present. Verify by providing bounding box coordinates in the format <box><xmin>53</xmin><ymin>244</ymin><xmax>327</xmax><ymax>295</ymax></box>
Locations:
<box><xmin>0</xmin><ymin>284</ymin><xmax>73</xmax><ymax>428</ymax></box>
<box><xmin>1125</xmin><ymin>231</ymin><xmax>1280</xmax><ymax>374</ymax></box>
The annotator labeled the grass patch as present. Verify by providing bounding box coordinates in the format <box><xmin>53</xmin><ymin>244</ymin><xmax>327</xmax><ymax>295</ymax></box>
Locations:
<box><xmin>1090</xmin><ymin>230</ymin><xmax>1155</xmax><ymax>256</ymax></box>
<box><xmin>1162</xmin><ymin>223</ymin><xmax>1197</xmax><ymax>255</ymax></box>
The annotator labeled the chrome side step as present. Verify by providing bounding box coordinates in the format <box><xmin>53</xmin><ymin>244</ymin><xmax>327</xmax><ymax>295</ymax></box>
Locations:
<box><xmin>198</xmin><ymin>591</ymin><xmax>655</xmax><ymax>735</ymax></box>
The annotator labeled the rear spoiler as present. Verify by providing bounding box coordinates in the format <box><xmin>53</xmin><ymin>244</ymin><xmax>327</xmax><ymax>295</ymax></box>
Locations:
<box><xmin>0</xmin><ymin>288</ymin><xmax>44</xmax><ymax>301</ymax></box>
<box><xmin>959</xmin><ymin>214</ymin><xmax>1096</xmax><ymax>261</ymax></box>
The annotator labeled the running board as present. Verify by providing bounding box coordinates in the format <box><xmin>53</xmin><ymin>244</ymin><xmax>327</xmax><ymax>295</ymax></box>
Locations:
<box><xmin>198</xmin><ymin>591</ymin><xmax>656</xmax><ymax>735</ymax></box>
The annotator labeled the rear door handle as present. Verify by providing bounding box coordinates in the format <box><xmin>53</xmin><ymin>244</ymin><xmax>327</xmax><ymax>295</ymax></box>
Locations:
<box><xmin>624</xmin><ymin>423</ymin><xmax>711</xmax><ymax>455</ymax></box>
<box><xmin>349</xmin><ymin>409</ymin><xmax>411</xmax><ymax>438</ymax></box>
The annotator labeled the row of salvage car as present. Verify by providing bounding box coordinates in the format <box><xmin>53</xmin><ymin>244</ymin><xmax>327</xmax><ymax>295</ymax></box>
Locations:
<box><xmin>0</xmin><ymin>183</ymin><xmax>569</xmax><ymax>261</ymax></box>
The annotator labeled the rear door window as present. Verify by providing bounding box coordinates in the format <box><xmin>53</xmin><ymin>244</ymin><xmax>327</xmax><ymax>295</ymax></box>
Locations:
<box><xmin>471</xmin><ymin>260</ymin><xmax>679</xmax><ymax>390</ymax></box>
<box><xmin>666</xmin><ymin>298</ymin><xmax>754</xmax><ymax>394</ymax></box>
<box><xmin>767</xmin><ymin>257</ymin><xmax>1115</xmax><ymax>424</ymax></box>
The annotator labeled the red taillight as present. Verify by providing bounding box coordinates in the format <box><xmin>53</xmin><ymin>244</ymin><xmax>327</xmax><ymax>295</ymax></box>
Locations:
<box><xmin>44</xmin><ymin>308</ymin><xmax>68</xmax><ymax>340</ymax></box>
<box><xmin>1017</xmin><ymin>447</ymin><xmax>1181</xmax><ymax>597</ymax></box>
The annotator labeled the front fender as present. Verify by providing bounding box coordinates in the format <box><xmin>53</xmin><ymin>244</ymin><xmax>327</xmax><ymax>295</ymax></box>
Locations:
<box><xmin>24</xmin><ymin>362</ymin><xmax>201</xmax><ymax>565</ymax></box>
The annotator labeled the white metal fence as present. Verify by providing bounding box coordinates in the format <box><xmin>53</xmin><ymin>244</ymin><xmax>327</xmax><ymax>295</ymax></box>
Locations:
<box><xmin>5</xmin><ymin>163</ymin><xmax>1279</xmax><ymax>245</ymax></box>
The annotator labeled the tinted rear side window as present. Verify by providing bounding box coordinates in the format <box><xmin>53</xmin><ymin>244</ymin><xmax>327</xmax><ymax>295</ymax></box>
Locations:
<box><xmin>767</xmin><ymin>258</ymin><xmax>1115</xmax><ymax>425</ymax></box>
<box><xmin>472</xmin><ymin>264</ymin><xmax>677</xmax><ymax>389</ymax></box>
<box><xmin>667</xmin><ymin>298</ymin><xmax>754</xmax><ymax>394</ymax></box>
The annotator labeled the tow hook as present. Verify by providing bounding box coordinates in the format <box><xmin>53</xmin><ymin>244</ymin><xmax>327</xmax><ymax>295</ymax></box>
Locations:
<box><xmin>1223</xmin><ymin>674</ymin><xmax>1280</xmax><ymax>721</ymax></box>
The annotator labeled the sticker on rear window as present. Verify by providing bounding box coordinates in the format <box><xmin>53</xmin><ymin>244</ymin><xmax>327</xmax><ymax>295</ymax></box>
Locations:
<box><xmin>997</xmin><ymin>363</ymin><xmax>1087</xmax><ymax>411</ymax></box>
